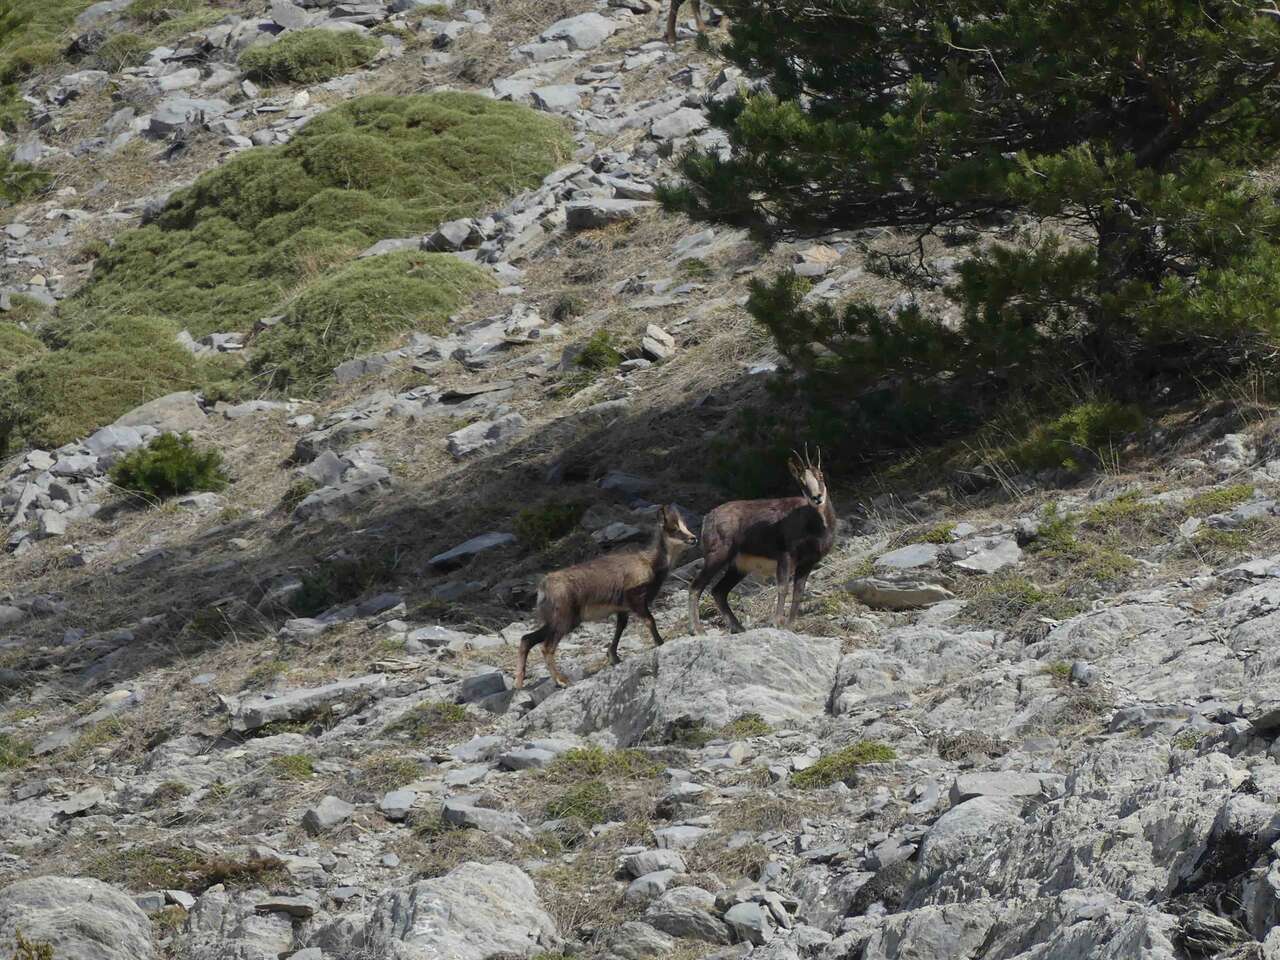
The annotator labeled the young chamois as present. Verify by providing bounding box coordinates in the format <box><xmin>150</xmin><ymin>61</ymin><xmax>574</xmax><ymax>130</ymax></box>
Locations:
<box><xmin>515</xmin><ymin>505</ymin><xmax>699</xmax><ymax>689</ymax></box>
<box><xmin>665</xmin><ymin>0</ymin><xmax>717</xmax><ymax>43</ymax></box>
<box><xmin>688</xmin><ymin>448</ymin><xmax>835</xmax><ymax>634</ymax></box>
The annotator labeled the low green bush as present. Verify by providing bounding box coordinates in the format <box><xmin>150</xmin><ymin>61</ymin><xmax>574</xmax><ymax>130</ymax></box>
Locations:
<box><xmin>250</xmin><ymin>251</ymin><xmax>490</xmax><ymax>392</ymax></box>
<box><xmin>515</xmin><ymin>501</ymin><xmax>587</xmax><ymax>550</ymax></box>
<box><xmin>95</xmin><ymin>32</ymin><xmax>151</xmax><ymax>70</ymax></box>
<box><xmin>109</xmin><ymin>432</ymin><xmax>229</xmax><ymax>500</ymax></box>
<box><xmin>791</xmin><ymin>741</ymin><xmax>896</xmax><ymax>789</ymax></box>
<box><xmin>239</xmin><ymin>29</ymin><xmax>381</xmax><ymax>84</ymax></box>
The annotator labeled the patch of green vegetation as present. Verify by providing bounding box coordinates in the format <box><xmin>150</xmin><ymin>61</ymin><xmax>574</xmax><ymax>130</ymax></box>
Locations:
<box><xmin>0</xmin><ymin>322</ymin><xmax>43</xmax><ymax>376</ymax></box>
<box><xmin>109</xmin><ymin>432</ymin><xmax>228</xmax><ymax>500</ymax></box>
<box><xmin>721</xmin><ymin>712</ymin><xmax>771</xmax><ymax>739</ymax></box>
<box><xmin>1182</xmin><ymin>483</ymin><xmax>1256</xmax><ymax>517</ymax></box>
<box><xmin>790</xmin><ymin>741</ymin><xmax>896</xmax><ymax>789</ymax></box>
<box><xmin>251</xmin><ymin>251</ymin><xmax>489</xmax><ymax>391</ymax></box>
<box><xmin>96</xmin><ymin>32</ymin><xmax>151</xmax><ymax>70</ymax></box>
<box><xmin>544</xmin><ymin>780</ymin><xmax>611</xmax><ymax>825</ymax></box>
<box><xmin>0</xmin><ymin>0</ymin><xmax>96</xmax><ymax>131</ymax></box>
<box><xmin>71</xmin><ymin>93</ymin><xmax>569</xmax><ymax>341</ymax></box>
<box><xmin>515</xmin><ymin>501</ymin><xmax>587</xmax><ymax>551</ymax></box>
<box><xmin>239</xmin><ymin>29</ymin><xmax>381</xmax><ymax>84</ymax></box>
<box><xmin>554</xmin><ymin>330</ymin><xmax>622</xmax><ymax>396</ymax></box>
<box><xmin>384</xmin><ymin>701</ymin><xmax>474</xmax><ymax>743</ymax></box>
<box><xmin>1009</xmin><ymin>401</ymin><xmax>1146</xmax><ymax>472</ymax></box>
<box><xmin>1180</xmin><ymin>520</ymin><xmax>1271</xmax><ymax>566</ymax></box>
<box><xmin>126</xmin><ymin>0</ymin><xmax>207</xmax><ymax>26</ymax></box>
<box><xmin>909</xmin><ymin>521</ymin><xmax>956</xmax><ymax>545</ymax></box>
<box><xmin>1172</xmin><ymin>729</ymin><xmax>1206</xmax><ymax>751</ymax></box>
<box><xmin>549</xmin><ymin>292</ymin><xmax>584</xmax><ymax>321</ymax></box>
<box><xmin>66</xmin><ymin>717</ymin><xmax>126</xmax><ymax>760</ymax></box>
<box><xmin>271</xmin><ymin>754</ymin><xmax>315</xmax><ymax>780</ymax></box>
<box><xmin>83</xmin><ymin>843</ymin><xmax>286</xmax><ymax>893</ymax></box>
<box><xmin>544</xmin><ymin>746</ymin><xmax>662</xmax><ymax>783</ymax></box>
<box><xmin>0</xmin><ymin>732</ymin><xmax>31</xmax><ymax>769</ymax></box>
<box><xmin>932</xmin><ymin>729</ymin><xmax>1009</xmax><ymax>762</ymax></box>
<box><xmin>280</xmin><ymin>477</ymin><xmax>320</xmax><ymax>513</ymax></box>
<box><xmin>961</xmin><ymin>571</ymin><xmax>1084</xmax><ymax>637</ymax></box>
<box><xmin>1028</xmin><ymin>505</ymin><xmax>1137</xmax><ymax>586</ymax></box>
<box><xmin>10</xmin><ymin>930</ymin><xmax>54</xmax><ymax>960</ymax></box>
<box><xmin>0</xmin><ymin>146</ymin><xmax>49</xmax><ymax>204</ymax></box>
<box><xmin>1044</xmin><ymin>661</ymin><xmax>1072</xmax><ymax>686</ymax></box>
<box><xmin>148</xmin><ymin>780</ymin><xmax>192</xmax><ymax>806</ymax></box>
<box><xmin>677</xmin><ymin>257</ymin><xmax>714</xmax><ymax>280</ymax></box>
<box><xmin>0</xmin><ymin>314</ymin><xmax>229</xmax><ymax>451</ymax></box>
<box><xmin>242</xmin><ymin>659</ymin><xmax>288</xmax><ymax>689</ymax></box>
<box><xmin>361</xmin><ymin>752</ymin><xmax>422</xmax><ymax>791</ymax></box>
<box><xmin>290</xmin><ymin>555</ymin><xmax>397</xmax><ymax>617</ymax></box>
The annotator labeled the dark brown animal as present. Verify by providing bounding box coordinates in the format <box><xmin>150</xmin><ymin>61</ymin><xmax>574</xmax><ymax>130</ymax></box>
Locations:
<box><xmin>515</xmin><ymin>505</ymin><xmax>699</xmax><ymax>689</ymax></box>
<box><xmin>688</xmin><ymin>449</ymin><xmax>836</xmax><ymax>634</ymax></box>
<box><xmin>665</xmin><ymin>0</ymin><xmax>712</xmax><ymax>42</ymax></box>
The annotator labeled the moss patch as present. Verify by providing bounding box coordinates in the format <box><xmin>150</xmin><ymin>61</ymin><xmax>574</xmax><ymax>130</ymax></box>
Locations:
<box><xmin>791</xmin><ymin>741</ymin><xmax>895</xmax><ymax>789</ymax></box>
<box><xmin>239</xmin><ymin>29</ymin><xmax>381</xmax><ymax>84</ymax></box>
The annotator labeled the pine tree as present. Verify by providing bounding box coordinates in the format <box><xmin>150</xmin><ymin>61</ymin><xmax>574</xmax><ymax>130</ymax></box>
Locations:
<box><xmin>664</xmin><ymin>0</ymin><xmax>1280</xmax><ymax>403</ymax></box>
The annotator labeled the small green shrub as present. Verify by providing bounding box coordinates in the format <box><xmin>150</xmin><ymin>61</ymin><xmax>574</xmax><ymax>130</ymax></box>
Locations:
<box><xmin>909</xmin><ymin>521</ymin><xmax>956</xmax><ymax>545</ymax></box>
<box><xmin>271</xmin><ymin>754</ymin><xmax>315</xmax><ymax>780</ymax></box>
<box><xmin>1172</xmin><ymin>730</ymin><xmax>1206</xmax><ymax>751</ymax></box>
<box><xmin>0</xmin><ymin>733</ymin><xmax>31</xmax><ymax>770</ymax></box>
<box><xmin>280</xmin><ymin>477</ymin><xmax>319</xmax><ymax>513</ymax></box>
<box><xmin>360</xmin><ymin>752</ymin><xmax>422</xmax><ymax>790</ymax></box>
<box><xmin>384</xmin><ymin>701</ymin><xmax>475</xmax><ymax>743</ymax></box>
<box><xmin>544</xmin><ymin>746</ymin><xmax>661</xmax><ymax>783</ymax></box>
<box><xmin>549</xmin><ymin>293</ymin><xmax>584</xmax><ymax>321</ymax></box>
<box><xmin>1182</xmin><ymin>483</ymin><xmax>1256</xmax><ymax>517</ymax></box>
<box><xmin>791</xmin><ymin>741</ymin><xmax>896</xmax><ymax>789</ymax></box>
<box><xmin>0</xmin><ymin>322</ymin><xmax>44</xmax><ymax>375</ymax></box>
<box><xmin>251</xmin><ymin>251</ymin><xmax>489</xmax><ymax>392</ymax></box>
<box><xmin>10</xmin><ymin>930</ymin><xmax>53</xmax><ymax>960</ymax></box>
<box><xmin>545</xmin><ymin>780</ymin><xmax>613</xmax><ymax>825</ymax></box>
<box><xmin>677</xmin><ymin>257</ymin><xmax>713</xmax><ymax>279</ymax></box>
<box><xmin>721</xmin><ymin>712</ymin><xmax>771</xmax><ymax>739</ymax></box>
<box><xmin>1010</xmin><ymin>401</ymin><xmax>1145</xmax><ymax>472</ymax></box>
<box><xmin>575</xmin><ymin>330</ymin><xmax>622</xmax><ymax>371</ymax></box>
<box><xmin>239</xmin><ymin>30</ymin><xmax>381</xmax><ymax>84</ymax></box>
<box><xmin>515</xmin><ymin>501</ymin><xmax>587</xmax><ymax>550</ymax></box>
<box><xmin>1044</xmin><ymin>661</ymin><xmax>1072</xmax><ymax>685</ymax></box>
<box><xmin>109</xmin><ymin>432</ymin><xmax>228</xmax><ymax>500</ymax></box>
<box><xmin>96</xmin><ymin>32</ymin><xmax>150</xmax><ymax>70</ymax></box>
<box><xmin>290</xmin><ymin>555</ymin><xmax>397</xmax><ymax>617</ymax></box>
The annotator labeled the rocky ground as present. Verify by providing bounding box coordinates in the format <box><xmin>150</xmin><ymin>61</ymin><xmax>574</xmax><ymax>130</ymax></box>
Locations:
<box><xmin>6</xmin><ymin>1</ymin><xmax>1280</xmax><ymax>959</ymax></box>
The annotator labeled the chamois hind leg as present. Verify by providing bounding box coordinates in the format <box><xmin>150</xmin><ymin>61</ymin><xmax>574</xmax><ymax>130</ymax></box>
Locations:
<box><xmin>788</xmin><ymin>569</ymin><xmax>813</xmax><ymax>626</ymax></box>
<box><xmin>772</xmin><ymin>555</ymin><xmax>795</xmax><ymax>628</ymax></box>
<box><xmin>608</xmin><ymin>613</ymin><xmax>629</xmax><ymax>666</ymax></box>
<box><xmin>664</xmin><ymin>0</ymin><xmax>682</xmax><ymax>42</ymax></box>
<box><xmin>542</xmin><ymin>631</ymin><xmax>572</xmax><ymax>688</ymax></box>
<box><xmin>688</xmin><ymin>556</ymin><xmax>728</xmax><ymax>636</ymax></box>
<box><xmin>711</xmin><ymin>565</ymin><xmax>748</xmax><ymax>633</ymax></box>
<box><xmin>515</xmin><ymin>624</ymin><xmax>549</xmax><ymax>689</ymax></box>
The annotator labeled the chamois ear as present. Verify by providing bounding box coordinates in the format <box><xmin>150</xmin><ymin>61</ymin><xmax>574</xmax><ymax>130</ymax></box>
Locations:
<box><xmin>658</xmin><ymin>505</ymin><xmax>669</xmax><ymax>524</ymax></box>
<box><xmin>788</xmin><ymin>452</ymin><xmax>804</xmax><ymax>480</ymax></box>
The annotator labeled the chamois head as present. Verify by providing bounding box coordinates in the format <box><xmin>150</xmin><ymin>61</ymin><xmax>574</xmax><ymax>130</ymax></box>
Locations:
<box><xmin>659</xmin><ymin>505</ymin><xmax>699</xmax><ymax>549</ymax></box>
<box><xmin>788</xmin><ymin>446</ymin><xmax>827</xmax><ymax>508</ymax></box>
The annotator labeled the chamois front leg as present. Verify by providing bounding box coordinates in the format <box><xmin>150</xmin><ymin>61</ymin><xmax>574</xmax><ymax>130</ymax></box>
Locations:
<box><xmin>664</xmin><ymin>0</ymin><xmax>682</xmax><ymax>42</ymax></box>
<box><xmin>608</xmin><ymin>612</ymin><xmax>629</xmax><ymax>665</ymax></box>
<box><xmin>788</xmin><ymin>570</ymin><xmax>812</xmax><ymax>626</ymax></box>
<box><xmin>773</xmin><ymin>554</ymin><xmax>795</xmax><ymax>628</ymax></box>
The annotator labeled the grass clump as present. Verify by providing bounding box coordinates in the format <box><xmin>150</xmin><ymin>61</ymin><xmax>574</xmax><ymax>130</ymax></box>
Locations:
<box><xmin>10</xmin><ymin>930</ymin><xmax>54</xmax><ymax>960</ymax></box>
<box><xmin>908</xmin><ymin>521</ymin><xmax>956</xmax><ymax>545</ymax></box>
<box><xmin>1182</xmin><ymin>483</ymin><xmax>1256</xmax><ymax>517</ymax></box>
<box><xmin>384</xmin><ymin>701</ymin><xmax>476</xmax><ymax>744</ymax></box>
<box><xmin>95</xmin><ymin>32</ymin><xmax>151</xmax><ymax>70</ymax></box>
<box><xmin>0</xmin><ymin>147</ymin><xmax>49</xmax><ymax>204</ymax></box>
<box><xmin>515</xmin><ymin>501</ymin><xmax>587</xmax><ymax>551</ymax></box>
<box><xmin>109</xmin><ymin>432</ymin><xmax>228</xmax><ymax>500</ymax></box>
<box><xmin>270</xmin><ymin>754</ymin><xmax>315</xmax><ymax>780</ymax></box>
<box><xmin>71</xmin><ymin>93</ymin><xmax>570</xmax><ymax>339</ymax></box>
<box><xmin>544</xmin><ymin>780</ymin><xmax>612</xmax><ymax>825</ymax></box>
<box><xmin>1009</xmin><ymin>401</ymin><xmax>1145</xmax><ymax>472</ymax></box>
<box><xmin>1027</xmin><ymin>505</ymin><xmax>1137</xmax><ymax>587</ymax></box>
<box><xmin>961</xmin><ymin>571</ymin><xmax>1084</xmax><ymax>640</ymax></box>
<box><xmin>555</xmin><ymin>330</ymin><xmax>621</xmax><ymax>396</ymax></box>
<box><xmin>361</xmin><ymin>752</ymin><xmax>422</xmax><ymax>791</ymax></box>
<box><xmin>721</xmin><ymin>712</ymin><xmax>771</xmax><ymax>739</ymax></box>
<box><xmin>790</xmin><ymin>741</ymin><xmax>895</xmax><ymax>789</ymax></box>
<box><xmin>0</xmin><ymin>314</ymin><xmax>223</xmax><ymax>450</ymax></box>
<box><xmin>0</xmin><ymin>732</ymin><xmax>31</xmax><ymax>769</ymax></box>
<box><xmin>1172</xmin><ymin>730</ymin><xmax>1206</xmax><ymax>751</ymax></box>
<box><xmin>239</xmin><ymin>30</ymin><xmax>381</xmax><ymax>84</ymax></box>
<box><xmin>544</xmin><ymin>746</ymin><xmax>661</xmax><ymax>783</ymax></box>
<box><xmin>251</xmin><ymin>251</ymin><xmax>489</xmax><ymax>391</ymax></box>
<box><xmin>290</xmin><ymin>555</ymin><xmax>397</xmax><ymax>617</ymax></box>
<box><xmin>84</xmin><ymin>843</ymin><xmax>286</xmax><ymax>893</ymax></box>
<box><xmin>0</xmin><ymin>323</ymin><xmax>43</xmax><ymax>376</ymax></box>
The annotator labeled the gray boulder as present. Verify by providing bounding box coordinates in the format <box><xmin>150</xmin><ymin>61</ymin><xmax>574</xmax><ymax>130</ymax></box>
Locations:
<box><xmin>608</xmin><ymin>921</ymin><xmax>678</xmax><ymax>959</ymax></box>
<box><xmin>362</xmin><ymin>862</ymin><xmax>558</xmax><ymax>958</ymax></box>
<box><xmin>540</xmin><ymin>12</ymin><xmax>620</xmax><ymax>50</ymax></box>
<box><xmin>523</xmin><ymin>630</ymin><xmax>841</xmax><ymax>746</ymax></box>
<box><xmin>916</xmin><ymin>796</ymin><xmax>1024</xmax><ymax>882</ymax></box>
<box><xmin>644</xmin><ymin>886</ymin><xmax>730</xmax><ymax>944</ymax></box>
<box><xmin>566</xmin><ymin>199</ymin><xmax>657</xmax><ymax>231</ymax></box>
<box><xmin>114</xmin><ymin>391</ymin><xmax>207</xmax><ymax>433</ymax></box>
<box><xmin>843</xmin><ymin>575</ymin><xmax>954</xmax><ymax>611</ymax></box>
<box><xmin>447</xmin><ymin>414</ymin><xmax>527</xmax><ymax>459</ymax></box>
<box><xmin>221</xmin><ymin>674</ymin><xmax>389</xmax><ymax>732</ymax></box>
<box><xmin>0</xmin><ymin>876</ymin><xmax>155</xmax><ymax>960</ymax></box>
<box><xmin>302</xmin><ymin>795</ymin><xmax>354</xmax><ymax>835</ymax></box>
<box><xmin>428</xmin><ymin>532</ymin><xmax>516</xmax><ymax>571</ymax></box>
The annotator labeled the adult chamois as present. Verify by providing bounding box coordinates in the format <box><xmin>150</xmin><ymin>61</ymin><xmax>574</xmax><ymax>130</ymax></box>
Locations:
<box><xmin>688</xmin><ymin>448</ymin><xmax>835</xmax><ymax>634</ymax></box>
<box><xmin>515</xmin><ymin>505</ymin><xmax>699</xmax><ymax>689</ymax></box>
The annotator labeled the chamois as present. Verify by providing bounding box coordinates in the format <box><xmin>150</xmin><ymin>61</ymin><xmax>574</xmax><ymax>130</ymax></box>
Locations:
<box><xmin>515</xmin><ymin>505</ymin><xmax>699</xmax><ymax>689</ymax></box>
<box><xmin>688</xmin><ymin>448</ymin><xmax>835</xmax><ymax>634</ymax></box>
<box><xmin>665</xmin><ymin>0</ymin><xmax>712</xmax><ymax>43</ymax></box>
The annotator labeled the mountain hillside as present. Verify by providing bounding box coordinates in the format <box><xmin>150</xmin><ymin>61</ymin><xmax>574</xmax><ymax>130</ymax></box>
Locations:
<box><xmin>4</xmin><ymin>1</ymin><xmax>1280</xmax><ymax>959</ymax></box>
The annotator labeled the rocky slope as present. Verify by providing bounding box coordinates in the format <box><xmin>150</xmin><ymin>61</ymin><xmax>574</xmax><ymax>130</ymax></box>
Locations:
<box><xmin>5</xmin><ymin>1</ymin><xmax>1280</xmax><ymax>959</ymax></box>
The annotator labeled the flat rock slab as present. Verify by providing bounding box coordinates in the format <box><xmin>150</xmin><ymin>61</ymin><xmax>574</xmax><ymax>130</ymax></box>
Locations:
<box><xmin>522</xmin><ymin>629</ymin><xmax>841</xmax><ymax>746</ymax></box>
<box><xmin>114</xmin><ymin>391</ymin><xmax>207</xmax><ymax>433</ymax></box>
<box><xmin>362</xmin><ymin>862</ymin><xmax>557</xmax><ymax>959</ymax></box>
<box><xmin>221</xmin><ymin>674</ymin><xmax>388</xmax><ymax>732</ymax></box>
<box><xmin>0</xmin><ymin>876</ymin><xmax>155</xmax><ymax>960</ymax></box>
<box><xmin>874</xmin><ymin>543</ymin><xmax>940</xmax><ymax>571</ymax></box>
<box><xmin>949</xmin><ymin>771</ymin><xmax>1048</xmax><ymax>805</ymax></box>
<box><xmin>843</xmin><ymin>576</ymin><xmax>954</xmax><ymax>611</ymax></box>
